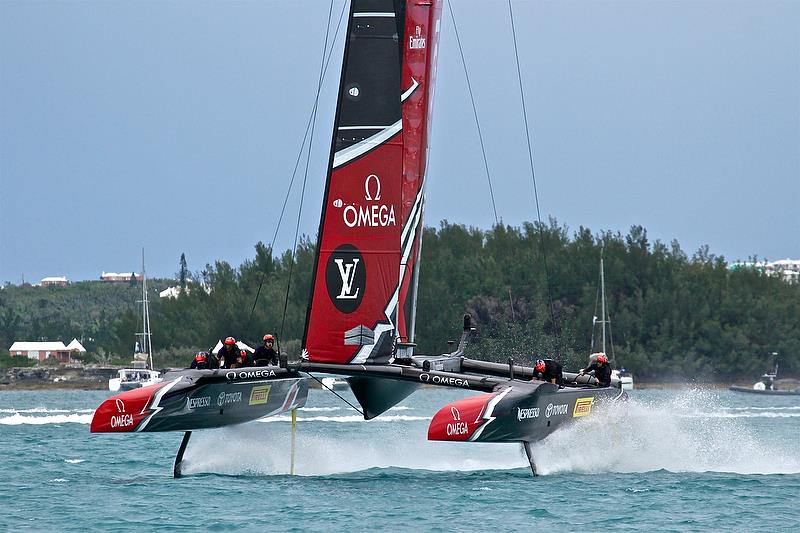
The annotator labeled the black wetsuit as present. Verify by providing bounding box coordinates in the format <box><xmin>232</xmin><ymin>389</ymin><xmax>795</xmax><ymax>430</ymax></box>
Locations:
<box><xmin>253</xmin><ymin>346</ymin><xmax>279</xmax><ymax>366</ymax></box>
<box><xmin>218</xmin><ymin>346</ymin><xmax>239</xmax><ymax>369</ymax></box>
<box><xmin>535</xmin><ymin>359</ymin><xmax>563</xmax><ymax>385</ymax></box>
<box><xmin>583</xmin><ymin>361</ymin><xmax>612</xmax><ymax>387</ymax></box>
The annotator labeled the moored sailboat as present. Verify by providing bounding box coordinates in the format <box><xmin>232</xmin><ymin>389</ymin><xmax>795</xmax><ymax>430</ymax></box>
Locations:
<box><xmin>108</xmin><ymin>251</ymin><xmax>163</xmax><ymax>392</ymax></box>
<box><xmin>590</xmin><ymin>246</ymin><xmax>634</xmax><ymax>391</ymax></box>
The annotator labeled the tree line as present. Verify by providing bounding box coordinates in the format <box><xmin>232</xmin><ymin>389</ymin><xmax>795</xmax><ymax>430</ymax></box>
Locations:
<box><xmin>1</xmin><ymin>220</ymin><xmax>797</xmax><ymax>380</ymax></box>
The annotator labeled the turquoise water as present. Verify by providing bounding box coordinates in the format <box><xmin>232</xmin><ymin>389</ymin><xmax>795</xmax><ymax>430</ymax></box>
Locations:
<box><xmin>2</xmin><ymin>387</ymin><xmax>799</xmax><ymax>532</ymax></box>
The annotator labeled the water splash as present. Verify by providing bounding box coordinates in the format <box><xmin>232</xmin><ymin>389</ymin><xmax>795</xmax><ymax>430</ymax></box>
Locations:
<box><xmin>182</xmin><ymin>389</ymin><xmax>800</xmax><ymax>477</ymax></box>
<box><xmin>533</xmin><ymin>388</ymin><xmax>800</xmax><ymax>475</ymax></box>
<box><xmin>182</xmin><ymin>420</ymin><xmax>525</xmax><ymax>476</ymax></box>
<box><xmin>0</xmin><ymin>413</ymin><xmax>92</xmax><ymax>425</ymax></box>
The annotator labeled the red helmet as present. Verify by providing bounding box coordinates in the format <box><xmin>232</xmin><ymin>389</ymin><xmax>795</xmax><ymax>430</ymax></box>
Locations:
<box><xmin>534</xmin><ymin>359</ymin><xmax>545</xmax><ymax>372</ymax></box>
<box><xmin>597</xmin><ymin>354</ymin><xmax>609</xmax><ymax>364</ymax></box>
<box><xmin>240</xmin><ymin>350</ymin><xmax>247</xmax><ymax>357</ymax></box>
<box><xmin>224</xmin><ymin>336</ymin><xmax>236</xmax><ymax>345</ymax></box>
<box><xmin>263</xmin><ymin>334</ymin><xmax>275</xmax><ymax>342</ymax></box>
<box><xmin>194</xmin><ymin>352</ymin><xmax>207</xmax><ymax>362</ymax></box>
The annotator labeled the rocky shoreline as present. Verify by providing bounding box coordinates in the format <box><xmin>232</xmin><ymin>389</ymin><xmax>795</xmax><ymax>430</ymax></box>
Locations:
<box><xmin>1</xmin><ymin>366</ymin><xmax>120</xmax><ymax>390</ymax></box>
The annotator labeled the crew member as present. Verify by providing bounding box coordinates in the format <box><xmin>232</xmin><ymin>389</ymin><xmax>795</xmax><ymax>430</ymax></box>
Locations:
<box><xmin>579</xmin><ymin>353</ymin><xmax>612</xmax><ymax>387</ymax></box>
<box><xmin>190</xmin><ymin>351</ymin><xmax>209</xmax><ymax>369</ymax></box>
<box><xmin>218</xmin><ymin>336</ymin><xmax>240</xmax><ymax>369</ymax></box>
<box><xmin>533</xmin><ymin>358</ymin><xmax>563</xmax><ymax>386</ymax></box>
<box><xmin>253</xmin><ymin>334</ymin><xmax>279</xmax><ymax>366</ymax></box>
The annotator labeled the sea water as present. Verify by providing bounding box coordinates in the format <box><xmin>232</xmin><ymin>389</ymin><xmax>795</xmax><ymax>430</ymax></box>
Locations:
<box><xmin>1</xmin><ymin>387</ymin><xmax>799</xmax><ymax>532</ymax></box>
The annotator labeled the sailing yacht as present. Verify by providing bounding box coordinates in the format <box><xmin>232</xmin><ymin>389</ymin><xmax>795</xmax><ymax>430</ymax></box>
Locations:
<box><xmin>92</xmin><ymin>0</ymin><xmax>626</xmax><ymax>477</ymax></box>
<box><xmin>591</xmin><ymin>247</ymin><xmax>634</xmax><ymax>391</ymax></box>
<box><xmin>108</xmin><ymin>251</ymin><xmax>163</xmax><ymax>392</ymax></box>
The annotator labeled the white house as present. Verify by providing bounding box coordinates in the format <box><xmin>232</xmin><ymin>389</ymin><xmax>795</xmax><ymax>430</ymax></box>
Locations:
<box><xmin>100</xmin><ymin>272</ymin><xmax>143</xmax><ymax>282</ymax></box>
<box><xmin>41</xmin><ymin>276</ymin><xmax>68</xmax><ymax>287</ymax></box>
<box><xmin>9</xmin><ymin>341</ymin><xmax>70</xmax><ymax>363</ymax></box>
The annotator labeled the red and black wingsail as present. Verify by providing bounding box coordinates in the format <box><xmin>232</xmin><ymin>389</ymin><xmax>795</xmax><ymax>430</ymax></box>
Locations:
<box><xmin>304</xmin><ymin>0</ymin><xmax>442</xmax><ymax>364</ymax></box>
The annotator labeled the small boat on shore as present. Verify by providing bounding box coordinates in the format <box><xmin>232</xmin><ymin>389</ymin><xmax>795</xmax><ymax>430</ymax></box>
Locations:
<box><xmin>729</xmin><ymin>364</ymin><xmax>800</xmax><ymax>396</ymax></box>
<box><xmin>109</xmin><ymin>367</ymin><xmax>162</xmax><ymax>392</ymax></box>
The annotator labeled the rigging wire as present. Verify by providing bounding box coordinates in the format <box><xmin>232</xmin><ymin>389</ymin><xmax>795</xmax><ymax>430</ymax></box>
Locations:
<box><xmin>305</xmin><ymin>373</ymin><xmax>364</xmax><ymax>416</ymax></box>
<box><xmin>507</xmin><ymin>0</ymin><xmax>561</xmax><ymax>345</ymax></box>
<box><xmin>607</xmin><ymin>308</ymin><xmax>616</xmax><ymax>366</ymax></box>
<box><xmin>279</xmin><ymin>0</ymin><xmax>337</xmax><ymax>342</ymax></box>
<box><xmin>447</xmin><ymin>0</ymin><xmax>499</xmax><ymax>226</ymax></box>
<box><xmin>247</xmin><ymin>0</ymin><xmax>347</xmax><ymax>330</ymax></box>
<box><xmin>590</xmin><ymin>272</ymin><xmax>601</xmax><ymax>353</ymax></box>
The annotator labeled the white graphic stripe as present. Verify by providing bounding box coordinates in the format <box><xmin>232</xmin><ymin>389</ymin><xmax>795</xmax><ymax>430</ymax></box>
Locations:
<box><xmin>469</xmin><ymin>388</ymin><xmax>513</xmax><ymax>442</ymax></box>
<box><xmin>135</xmin><ymin>378</ymin><xmax>183</xmax><ymax>432</ymax></box>
<box><xmin>332</xmin><ymin>79</ymin><xmax>418</xmax><ymax>170</ymax></box>
<box><xmin>333</xmin><ymin>120</ymin><xmax>401</xmax><ymax>169</ymax></box>
<box><xmin>354</xmin><ymin>12</ymin><xmax>395</xmax><ymax>18</ymax></box>
<box><xmin>401</xmin><ymin>78</ymin><xmax>419</xmax><ymax>102</ymax></box>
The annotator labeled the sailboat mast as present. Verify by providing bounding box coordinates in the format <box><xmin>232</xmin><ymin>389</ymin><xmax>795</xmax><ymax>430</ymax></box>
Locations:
<box><xmin>141</xmin><ymin>248</ymin><xmax>153</xmax><ymax>370</ymax></box>
<box><xmin>600</xmin><ymin>247</ymin><xmax>606</xmax><ymax>354</ymax></box>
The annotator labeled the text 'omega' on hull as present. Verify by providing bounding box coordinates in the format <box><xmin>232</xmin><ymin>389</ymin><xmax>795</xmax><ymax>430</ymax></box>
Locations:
<box><xmin>91</xmin><ymin>368</ymin><xmax>308</xmax><ymax>433</ymax></box>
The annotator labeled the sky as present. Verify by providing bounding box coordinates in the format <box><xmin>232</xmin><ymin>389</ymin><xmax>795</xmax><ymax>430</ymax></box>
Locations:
<box><xmin>1</xmin><ymin>0</ymin><xmax>798</xmax><ymax>284</ymax></box>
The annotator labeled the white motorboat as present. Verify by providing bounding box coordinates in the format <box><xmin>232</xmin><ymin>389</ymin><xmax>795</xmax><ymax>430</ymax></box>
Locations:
<box><xmin>109</xmin><ymin>367</ymin><xmax>162</xmax><ymax>392</ymax></box>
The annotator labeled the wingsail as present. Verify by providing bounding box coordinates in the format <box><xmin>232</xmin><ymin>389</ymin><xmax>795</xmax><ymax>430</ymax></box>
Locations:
<box><xmin>303</xmin><ymin>0</ymin><xmax>442</xmax><ymax>365</ymax></box>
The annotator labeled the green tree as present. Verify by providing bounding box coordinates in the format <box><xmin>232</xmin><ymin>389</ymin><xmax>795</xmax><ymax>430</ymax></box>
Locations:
<box><xmin>179</xmin><ymin>253</ymin><xmax>188</xmax><ymax>289</ymax></box>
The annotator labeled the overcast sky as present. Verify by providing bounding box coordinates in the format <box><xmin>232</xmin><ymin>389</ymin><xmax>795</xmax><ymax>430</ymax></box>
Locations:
<box><xmin>1</xmin><ymin>0</ymin><xmax>798</xmax><ymax>284</ymax></box>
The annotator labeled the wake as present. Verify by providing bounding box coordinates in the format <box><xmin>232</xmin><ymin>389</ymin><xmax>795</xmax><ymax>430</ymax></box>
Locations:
<box><xmin>183</xmin><ymin>416</ymin><xmax>527</xmax><ymax>476</ymax></box>
<box><xmin>184</xmin><ymin>389</ymin><xmax>800</xmax><ymax>477</ymax></box>
<box><xmin>533</xmin><ymin>388</ymin><xmax>800</xmax><ymax>475</ymax></box>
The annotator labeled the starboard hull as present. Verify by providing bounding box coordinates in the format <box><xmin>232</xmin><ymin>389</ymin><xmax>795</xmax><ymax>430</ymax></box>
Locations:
<box><xmin>304</xmin><ymin>359</ymin><xmax>626</xmax><ymax>445</ymax></box>
<box><xmin>428</xmin><ymin>382</ymin><xmax>624</xmax><ymax>444</ymax></box>
<box><xmin>91</xmin><ymin>367</ymin><xmax>308</xmax><ymax>433</ymax></box>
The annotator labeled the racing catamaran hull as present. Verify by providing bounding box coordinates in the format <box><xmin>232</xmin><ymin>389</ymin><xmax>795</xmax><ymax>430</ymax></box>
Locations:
<box><xmin>303</xmin><ymin>354</ymin><xmax>625</xmax><ymax>475</ymax></box>
<box><xmin>91</xmin><ymin>368</ymin><xmax>307</xmax><ymax>433</ymax></box>
<box><xmin>427</xmin><ymin>382</ymin><xmax>623</xmax><ymax>444</ymax></box>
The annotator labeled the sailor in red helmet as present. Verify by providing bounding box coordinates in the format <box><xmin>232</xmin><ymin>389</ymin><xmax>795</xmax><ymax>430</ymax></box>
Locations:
<box><xmin>579</xmin><ymin>353</ymin><xmax>612</xmax><ymax>387</ymax></box>
<box><xmin>218</xmin><ymin>336</ymin><xmax>240</xmax><ymax>369</ymax></box>
<box><xmin>190</xmin><ymin>351</ymin><xmax>209</xmax><ymax>369</ymax></box>
<box><xmin>533</xmin><ymin>358</ymin><xmax>564</xmax><ymax>386</ymax></box>
<box><xmin>253</xmin><ymin>334</ymin><xmax>279</xmax><ymax>366</ymax></box>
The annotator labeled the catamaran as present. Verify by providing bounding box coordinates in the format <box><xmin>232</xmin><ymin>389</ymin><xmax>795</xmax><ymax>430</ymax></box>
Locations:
<box><xmin>91</xmin><ymin>0</ymin><xmax>626</xmax><ymax>477</ymax></box>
